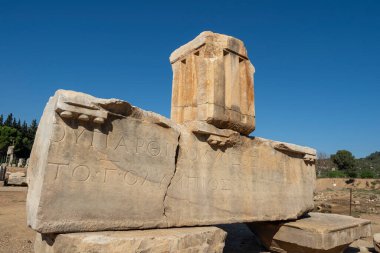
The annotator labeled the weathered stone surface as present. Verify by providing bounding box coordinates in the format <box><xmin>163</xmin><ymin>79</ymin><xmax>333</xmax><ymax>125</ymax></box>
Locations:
<box><xmin>27</xmin><ymin>90</ymin><xmax>180</xmax><ymax>233</ymax></box>
<box><xmin>170</xmin><ymin>31</ymin><xmax>255</xmax><ymax>135</ymax></box>
<box><xmin>165</xmin><ymin>127</ymin><xmax>316</xmax><ymax>226</ymax></box>
<box><xmin>34</xmin><ymin>227</ymin><xmax>227</xmax><ymax>253</ymax></box>
<box><xmin>27</xmin><ymin>89</ymin><xmax>316</xmax><ymax>233</ymax></box>
<box><xmin>374</xmin><ymin>233</ymin><xmax>380</xmax><ymax>252</ymax></box>
<box><xmin>247</xmin><ymin>212</ymin><xmax>372</xmax><ymax>253</ymax></box>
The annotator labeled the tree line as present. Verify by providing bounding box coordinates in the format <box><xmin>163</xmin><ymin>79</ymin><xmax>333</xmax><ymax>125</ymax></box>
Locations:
<box><xmin>0</xmin><ymin>113</ymin><xmax>38</xmax><ymax>159</ymax></box>
<box><xmin>317</xmin><ymin>150</ymin><xmax>380</xmax><ymax>178</ymax></box>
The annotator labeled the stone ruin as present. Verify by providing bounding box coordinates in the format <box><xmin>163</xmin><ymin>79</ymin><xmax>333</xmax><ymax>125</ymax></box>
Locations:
<box><xmin>6</xmin><ymin>145</ymin><xmax>15</xmax><ymax>166</ymax></box>
<box><xmin>27</xmin><ymin>31</ymin><xmax>372</xmax><ymax>253</ymax></box>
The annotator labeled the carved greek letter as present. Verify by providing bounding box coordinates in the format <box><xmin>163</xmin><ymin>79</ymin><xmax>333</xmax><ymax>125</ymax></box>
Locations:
<box><xmin>72</xmin><ymin>165</ymin><xmax>91</xmax><ymax>181</ymax></box>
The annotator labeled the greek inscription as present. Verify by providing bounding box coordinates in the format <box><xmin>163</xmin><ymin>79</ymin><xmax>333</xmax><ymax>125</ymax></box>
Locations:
<box><xmin>208</xmin><ymin>178</ymin><xmax>218</xmax><ymax>190</ymax></box>
<box><xmin>72</xmin><ymin>165</ymin><xmax>91</xmax><ymax>181</ymax></box>
<box><xmin>74</xmin><ymin>129</ymin><xmax>86</xmax><ymax>144</ymax></box>
<box><xmin>103</xmin><ymin>168</ymin><xmax>117</xmax><ymax>183</ymax></box>
<box><xmin>140</xmin><ymin>170</ymin><xmax>149</xmax><ymax>185</ymax></box>
<box><xmin>170</xmin><ymin>173</ymin><xmax>237</xmax><ymax>192</ymax></box>
<box><xmin>51</xmin><ymin>124</ymin><xmax>66</xmax><ymax>143</ymax></box>
<box><xmin>48</xmin><ymin>162</ymin><xmax>69</xmax><ymax>180</ymax></box>
<box><xmin>135</xmin><ymin>138</ymin><xmax>145</xmax><ymax>154</ymax></box>
<box><xmin>92</xmin><ymin>129</ymin><xmax>107</xmax><ymax>149</ymax></box>
<box><xmin>124</xmin><ymin>170</ymin><xmax>138</xmax><ymax>185</ymax></box>
<box><xmin>147</xmin><ymin>141</ymin><xmax>160</xmax><ymax>156</ymax></box>
<box><xmin>114</xmin><ymin>135</ymin><xmax>128</xmax><ymax>151</ymax></box>
<box><xmin>159</xmin><ymin>174</ymin><xmax>172</xmax><ymax>188</ymax></box>
<box><xmin>220</xmin><ymin>179</ymin><xmax>232</xmax><ymax>190</ymax></box>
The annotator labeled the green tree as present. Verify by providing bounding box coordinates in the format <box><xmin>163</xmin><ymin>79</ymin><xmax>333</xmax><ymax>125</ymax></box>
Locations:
<box><xmin>0</xmin><ymin>114</ymin><xmax>3</xmax><ymax>126</ymax></box>
<box><xmin>0</xmin><ymin>117</ymin><xmax>39</xmax><ymax>158</ymax></box>
<box><xmin>359</xmin><ymin>169</ymin><xmax>375</xmax><ymax>178</ymax></box>
<box><xmin>4</xmin><ymin>113</ymin><xmax>13</xmax><ymax>127</ymax></box>
<box><xmin>0</xmin><ymin>126</ymin><xmax>22</xmax><ymax>156</ymax></box>
<box><xmin>326</xmin><ymin>170</ymin><xmax>347</xmax><ymax>178</ymax></box>
<box><xmin>28</xmin><ymin>119</ymin><xmax>38</xmax><ymax>139</ymax></box>
<box><xmin>331</xmin><ymin>150</ymin><xmax>356</xmax><ymax>171</ymax></box>
<box><xmin>12</xmin><ymin>118</ymin><xmax>17</xmax><ymax>129</ymax></box>
<box><xmin>367</xmin><ymin>151</ymin><xmax>380</xmax><ymax>161</ymax></box>
<box><xmin>21</xmin><ymin>121</ymin><xmax>28</xmax><ymax>135</ymax></box>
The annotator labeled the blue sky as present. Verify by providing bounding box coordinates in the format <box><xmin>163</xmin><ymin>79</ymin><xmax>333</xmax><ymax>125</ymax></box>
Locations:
<box><xmin>0</xmin><ymin>0</ymin><xmax>379</xmax><ymax>158</ymax></box>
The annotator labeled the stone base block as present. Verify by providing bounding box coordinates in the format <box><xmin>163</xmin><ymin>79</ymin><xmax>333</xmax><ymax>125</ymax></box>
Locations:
<box><xmin>247</xmin><ymin>212</ymin><xmax>372</xmax><ymax>253</ymax></box>
<box><xmin>27</xmin><ymin>90</ymin><xmax>316</xmax><ymax>233</ymax></box>
<box><xmin>34</xmin><ymin>226</ymin><xmax>227</xmax><ymax>253</ymax></box>
<box><xmin>374</xmin><ymin>233</ymin><xmax>380</xmax><ymax>252</ymax></box>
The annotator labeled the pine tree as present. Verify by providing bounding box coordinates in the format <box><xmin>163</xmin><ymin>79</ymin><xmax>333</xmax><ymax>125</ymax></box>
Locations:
<box><xmin>12</xmin><ymin>118</ymin><xmax>17</xmax><ymax>129</ymax></box>
<box><xmin>0</xmin><ymin>114</ymin><xmax>3</xmax><ymax>126</ymax></box>
<box><xmin>28</xmin><ymin>119</ymin><xmax>38</xmax><ymax>139</ymax></box>
<box><xmin>21</xmin><ymin>121</ymin><xmax>28</xmax><ymax>135</ymax></box>
<box><xmin>4</xmin><ymin>113</ymin><xmax>13</xmax><ymax>126</ymax></box>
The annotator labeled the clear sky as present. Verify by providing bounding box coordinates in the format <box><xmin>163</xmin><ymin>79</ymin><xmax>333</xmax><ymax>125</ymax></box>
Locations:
<box><xmin>0</xmin><ymin>0</ymin><xmax>379</xmax><ymax>158</ymax></box>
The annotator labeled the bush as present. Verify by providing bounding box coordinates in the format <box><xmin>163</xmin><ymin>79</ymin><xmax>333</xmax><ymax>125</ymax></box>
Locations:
<box><xmin>359</xmin><ymin>169</ymin><xmax>376</xmax><ymax>179</ymax></box>
<box><xmin>326</xmin><ymin>170</ymin><xmax>347</xmax><ymax>178</ymax></box>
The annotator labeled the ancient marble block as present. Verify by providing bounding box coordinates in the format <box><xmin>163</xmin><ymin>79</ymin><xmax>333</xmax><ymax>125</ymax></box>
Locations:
<box><xmin>34</xmin><ymin>227</ymin><xmax>227</xmax><ymax>253</ymax></box>
<box><xmin>27</xmin><ymin>90</ymin><xmax>180</xmax><ymax>233</ymax></box>
<box><xmin>170</xmin><ymin>31</ymin><xmax>255</xmax><ymax>135</ymax></box>
<box><xmin>6</xmin><ymin>171</ymin><xmax>27</xmax><ymax>186</ymax></box>
<box><xmin>164</xmin><ymin>122</ymin><xmax>316</xmax><ymax>226</ymax></box>
<box><xmin>27</xmin><ymin>90</ymin><xmax>316</xmax><ymax>233</ymax></box>
<box><xmin>247</xmin><ymin>212</ymin><xmax>372</xmax><ymax>253</ymax></box>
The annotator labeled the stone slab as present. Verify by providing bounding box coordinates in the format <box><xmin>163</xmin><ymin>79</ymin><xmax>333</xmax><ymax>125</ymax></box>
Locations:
<box><xmin>34</xmin><ymin>227</ymin><xmax>226</xmax><ymax>253</ymax></box>
<box><xmin>27</xmin><ymin>90</ymin><xmax>316</xmax><ymax>233</ymax></box>
<box><xmin>165</xmin><ymin>127</ymin><xmax>316</xmax><ymax>226</ymax></box>
<box><xmin>6</xmin><ymin>172</ymin><xmax>27</xmax><ymax>186</ymax></box>
<box><xmin>247</xmin><ymin>212</ymin><xmax>372</xmax><ymax>253</ymax></box>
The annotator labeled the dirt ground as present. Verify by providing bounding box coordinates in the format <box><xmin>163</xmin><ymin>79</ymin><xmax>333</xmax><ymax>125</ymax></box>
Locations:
<box><xmin>0</xmin><ymin>184</ymin><xmax>379</xmax><ymax>253</ymax></box>
<box><xmin>0</xmin><ymin>188</ymin><xmax>34</xmax><ymax>253</ymax></box>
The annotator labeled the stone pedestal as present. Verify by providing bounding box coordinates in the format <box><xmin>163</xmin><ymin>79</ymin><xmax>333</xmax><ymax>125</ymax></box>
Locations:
<box><xmin>170</xmin><ymin>31</ymin><xmax>255</xmax><ymax>135</ymax></box>
<box><xmin>34</xmin><ymin>227</ymin><xmax>226</xmax><ymax>253</ymax></box>
<box><xmin>247</xmin><ymin>212</ymin><xmax>372</xmax><ymax>253</ymax></box>
<box><xmin>27</xmin><ymin>90</ymin><xmax>316</xmax><ymax>233</ymax></box>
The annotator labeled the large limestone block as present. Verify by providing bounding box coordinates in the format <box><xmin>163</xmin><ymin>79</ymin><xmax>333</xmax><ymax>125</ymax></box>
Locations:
<box><xmin>165</xmin><ymin>122</ymin><xmax>316</xmax><ymax>226</ymax></box>
<box><xmin>170</xmin><ymin>31</ymin><xmax>255</xmax><ymax>135</ymax></box>
<box><xmin>27</xmin><ymin>90</ymin><xmax>180</xmax><ymax>233</ymax></box>
<box><xmin>34</xmin><ymin>227</ymin><xmax>227</xmax><ymax>253</ymax></box>
<box><xmin>247</xmin><ymin>212</ymin><xmax>372</xmax><ymax>253</ymax></box>
<box><xmin>27</xmin><ymin>90</ymin><xmax>316</xmax><ymax>233</ymax></box>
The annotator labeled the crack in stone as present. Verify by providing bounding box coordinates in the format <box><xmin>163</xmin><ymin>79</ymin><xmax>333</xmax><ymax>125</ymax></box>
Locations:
<box><xmin>162</xmin><ymin>132</ymin><xmax>181</xmax><ymax>221</ymax></box>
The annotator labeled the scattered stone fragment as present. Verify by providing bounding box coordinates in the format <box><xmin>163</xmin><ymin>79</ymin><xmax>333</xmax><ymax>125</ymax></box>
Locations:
<box><xmin>6</xmin><ymin>172</ymin><xmax>27</xmax><ymax>186</ymax></box>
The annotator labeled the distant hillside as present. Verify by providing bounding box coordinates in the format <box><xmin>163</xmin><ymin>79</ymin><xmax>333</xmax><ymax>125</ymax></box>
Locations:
<box><xmin>356</xmin><ymin>151</ymin><xmax>380</xmax><ymax>177</ymax></box>
<box><xmin>317</xmin><ymin>151</ymin><xmax>380</xmax><ymax>178</ymax></box>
